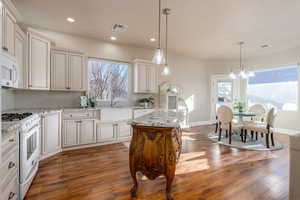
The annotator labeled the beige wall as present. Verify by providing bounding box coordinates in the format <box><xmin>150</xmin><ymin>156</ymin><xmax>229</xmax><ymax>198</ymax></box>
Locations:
<box><xmin>208</xmin><ymin>46</ymin><xmax>300</xmax><ymax>130</ymax></box>
<box><xmin>2</xmin><ymin>28</ymin><xmax>210</xmax><ymax>122</ymax></box>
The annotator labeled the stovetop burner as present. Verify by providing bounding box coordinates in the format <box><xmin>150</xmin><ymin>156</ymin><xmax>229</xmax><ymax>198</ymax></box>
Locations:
<box><xmin>2</xmin><ymin>113</ymin><xmax>33</xmax><ymax>121</ymax></box>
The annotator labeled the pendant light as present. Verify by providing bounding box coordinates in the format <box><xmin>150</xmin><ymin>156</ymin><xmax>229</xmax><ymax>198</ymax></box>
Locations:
<box><xmin>161</xmin><ymin>8</ymin><xmax>171</xmax><ymax>76</ymax></box>
<box><xmin>229</xmin><ymin>42</ymin><xmax>255</xmax><ymax>79</ymax></box>
<box><xmin>152</xmin><ymin>0</ymin><xmax>164</xmax><ymax>64</ymax></box>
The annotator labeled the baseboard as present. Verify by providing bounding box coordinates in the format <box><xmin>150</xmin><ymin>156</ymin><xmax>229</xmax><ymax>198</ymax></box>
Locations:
<box><xmin>190</xmin><ymin>121</ymin><xmax>215</xmax><ymax>127</ymax></box>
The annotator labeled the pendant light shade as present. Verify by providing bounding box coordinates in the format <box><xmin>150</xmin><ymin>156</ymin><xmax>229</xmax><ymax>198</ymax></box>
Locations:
<box><xmin>152</xmin><ymin>48</ymin><xmax>164</xmax><ymax>64</ymax></box>
<box><xmin>152</xmin><ymin>0</ymin><xmax>164</xmax><ymax>64</ymax></box>
<box><xmin>161</xmin><ymin>8</ymin><xmax>171</xmax><ymax>76</ymax></box>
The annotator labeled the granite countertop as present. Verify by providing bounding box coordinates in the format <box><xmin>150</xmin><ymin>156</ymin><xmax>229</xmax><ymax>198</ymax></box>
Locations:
<box><xmin>129</xmin><ymin>110</ymin><xmax>186</xmax><ymax>128</ymax></box>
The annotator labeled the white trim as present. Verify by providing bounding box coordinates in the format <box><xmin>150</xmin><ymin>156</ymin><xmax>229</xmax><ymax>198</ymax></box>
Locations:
<box><xmin>189</xmin><ymin>121</ymin><xmax>215</xmax><ymax>127</ymax></box>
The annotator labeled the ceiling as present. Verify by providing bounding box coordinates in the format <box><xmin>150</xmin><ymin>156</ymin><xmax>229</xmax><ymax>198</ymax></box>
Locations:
<box><xmin>14</xmin><ymin>0</ymin><xmax>300</xmax><ymax>60</ymax></box>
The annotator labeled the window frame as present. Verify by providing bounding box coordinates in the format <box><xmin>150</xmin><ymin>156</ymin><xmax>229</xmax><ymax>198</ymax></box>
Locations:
<box><xmin>87</xmin><ymin>58</ymin><xmax>130</xmax><ymax>102</ymax></box>
<box><xmin>246</xmin><ymin>64</ymin><xmax>299</xmax><ymax>112</ymax></box>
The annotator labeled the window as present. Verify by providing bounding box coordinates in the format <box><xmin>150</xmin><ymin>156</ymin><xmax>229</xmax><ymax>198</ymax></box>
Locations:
<box><xmin>88</xmin><ymin>59</ymin><xmax>129</xmax><ymax>101</ymax></box>
<box><xmin>217</xmin><ymin>81</ymin><xmax>233</xmax><ymax>103</ymax></box>
<box><xmin>247</xmin><ymin>65</ymin><xmax>298</xmax><ymax>111</ymax></box>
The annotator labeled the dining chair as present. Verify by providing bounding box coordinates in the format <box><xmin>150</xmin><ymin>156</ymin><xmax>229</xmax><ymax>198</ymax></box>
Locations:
<box><xmin>245</xmin><ymin>104</ymin><xmax>267</xmax><ymax>140</ymax></box>
<box><xmin>248</xmin><ymin>104</ymin><xmax>266</xmax><ymax>122</ymax></box>
<box><xmin>243</xmin><ymin>107</ymin><xmax>277</xmax><ymax>148</ymax></box>
<box><xmin>216</xmin><ymin>105</ymin><xmax>242</xmax><ymax>144</ymax></box>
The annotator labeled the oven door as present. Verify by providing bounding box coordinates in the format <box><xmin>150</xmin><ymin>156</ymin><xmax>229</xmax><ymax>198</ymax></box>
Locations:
<box><xmin>20</xmin><ymin>125</ymin><xmax>40</xmax><ymax>183</ymax></box>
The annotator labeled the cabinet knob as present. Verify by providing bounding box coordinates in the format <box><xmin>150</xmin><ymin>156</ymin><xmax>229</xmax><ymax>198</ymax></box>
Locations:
<box><xmin>8</xmin><ymin>192</ymin><xmax>15</xmax><ymax>200</ymax></box>
<box><xmin>8</xmin><ymin>161</ymin><xmax>15</xmax><ymax>169</ymax></box>
<box><xmin>2</xmin><ymin>46</ymin><xmax>8</xmax><ymax>51</ymax></box>
<box><xmin>9</xmin><ymin>138</ymin><xmax>14</xmax><ymax>142</ymax></box>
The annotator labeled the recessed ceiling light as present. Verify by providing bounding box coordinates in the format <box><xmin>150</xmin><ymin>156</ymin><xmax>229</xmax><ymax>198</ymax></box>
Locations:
<box><xmin>110</xmin><ymin>36</ymin><xmax>117</xmax><ymax>41</ymax></box>
<box><xmin>261</xmin><ymin>44</ymin><xmax>269</xmax><ymax>48</ymax></box>
<box><xmin>150</xmin><ymin>38</ymin><xmax>156</xmax><ymax>42</ymax></box>
<box><xmin>67</xmin><ymin>17</ymin><xmax>75</xmax><ymax>23</ymax></box>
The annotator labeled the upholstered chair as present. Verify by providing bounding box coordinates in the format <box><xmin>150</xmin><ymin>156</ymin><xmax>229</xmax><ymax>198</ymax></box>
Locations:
<box><xmin>248</xmin><ymin>104</ymin><xmax>266</xmax><ymax>122</ymax></box>
<box><xmin>216</xmin><ymin>105</ymin><xmax>242</xmax><ymax>144</ymax></box>
<box><xmin>243</xmin><ymin>107</ymin><xmax>277</xmax><ymax>148</ymax></box>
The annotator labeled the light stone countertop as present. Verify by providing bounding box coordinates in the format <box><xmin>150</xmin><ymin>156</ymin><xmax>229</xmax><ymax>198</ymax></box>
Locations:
<box><xmin>129</xmin><ymin>110</ymin><xmax>186</xmax><ymax>128</ymax></box>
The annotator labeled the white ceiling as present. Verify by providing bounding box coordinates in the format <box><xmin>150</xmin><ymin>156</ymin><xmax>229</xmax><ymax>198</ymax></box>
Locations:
<box><xmin>14</xmin><ymin>0</ymin><xmax>300</xmax><ymax>60</ymax></box>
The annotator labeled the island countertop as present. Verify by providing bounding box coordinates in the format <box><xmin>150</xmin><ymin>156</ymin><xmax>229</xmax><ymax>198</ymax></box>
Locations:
<box><xmin>129</xmin><ymin>110</ymin><xmax>187</xmax><ymax>128</ymax></box>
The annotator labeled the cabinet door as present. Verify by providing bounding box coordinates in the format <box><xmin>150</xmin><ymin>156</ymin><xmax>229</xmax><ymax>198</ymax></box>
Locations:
<box><xmin>28</xmin><ymin>33</ymin><xmax>50</xmax><ymax>90</ymax></box>
<box><xmin>79</xmin><ymin>120</ymin><xmax>96</xmax><ymax>145</ymax></box>
<box><xmin>96</xmin><ymin>122</ymin><xmax>116</xmax><ymax>143</ymax></box>
<box><xmin>3</xmin><ymin>7</ymin><xmax>16</xmax><ymax>56</ymax></box>
<box><xmin>147</xmin><ymin>65</ymin><xmax>158</xmax><ymax>93</ymax></box>
<box><xmin>15</xmin><ymin>26</ymin><xmax>26</xmax><ymax>88</ymax></box>
<box><xmin>69</xmin><ymin>54</ymin><xmax>85</xmax><ymax>91</ymax></box>
<box><xmin>135</xmin><ymin>63</ymin><xmax>147</xmax><ymax>93</ymax></box>
<box><xmin>62</xmin><ymin>120</ymin><xmax>78</xmax><ymax>147</ymax></box>
<box><xmin>118</xmin><ymin>122</ymin><xmax>132</xmax><ymax>140</ymax></box>
<box><xmin>51</xmin><ymin>50</ymin><xmax>69</xmax><ymax>90</ymax></box>
<box><xmin>42</xmin><ymin>113</ymin><xmax>61</xmax><ymax>156</ymax></box>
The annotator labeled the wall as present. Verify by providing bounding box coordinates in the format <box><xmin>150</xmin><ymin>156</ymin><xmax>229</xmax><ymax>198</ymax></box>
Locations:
<box><xmin>208</xmin><ymin>46</ymin><xmax>300</xmax><ymax>130</ymax></box>
<box><xmin>2</xmin><ymin>89</ymin><xmax>15</xmax><ymax>111</ymax></box>
<box><xmin>3</xmin><ymin>28</ymin><xmax>210</xmax><ymax>122</ymax></box>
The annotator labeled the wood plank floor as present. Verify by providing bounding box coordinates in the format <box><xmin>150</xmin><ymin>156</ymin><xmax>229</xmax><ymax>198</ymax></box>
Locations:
<box><xmin>25</xmin><ymin>126</ymin><xmax>289</xmax><ymax>200</ymax></box>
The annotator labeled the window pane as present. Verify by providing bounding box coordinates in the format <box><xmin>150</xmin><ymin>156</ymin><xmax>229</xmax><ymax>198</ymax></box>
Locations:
<box><xmin>247</xmin><ymin>66</ymin><xmax>298</xmax><ymax>111</ymax></box>
<box><xmin>217</xmin><ymin>81</ymin><xmax>233</xmax><ymax>103</ymax></box>
<box><xmin>110</xmin><ymin>63</ymin><xmax>128</xmax><ymax>101</ymax></box>
<box><xmin>88</xmin><ymin>59</ymin><xmax>129</xmax><ymax>101</ymax></box>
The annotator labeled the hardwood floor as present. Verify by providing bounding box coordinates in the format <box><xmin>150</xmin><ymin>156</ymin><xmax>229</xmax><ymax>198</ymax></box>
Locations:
<box><xmin>25</xmin><ymin>125</ymin><xmax>289</xmax><ymax>200</ymax></box>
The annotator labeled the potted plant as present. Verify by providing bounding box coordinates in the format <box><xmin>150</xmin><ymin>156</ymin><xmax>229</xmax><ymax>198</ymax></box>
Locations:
<box><xmin>234</xmin><ymin>100</ymin><xmax>245</xmax><ymax>113</ymax></box>
<box><xmin>137</xmin><ymin>96</ymin><xmax>154</xmax><ymax>108</ymax></box>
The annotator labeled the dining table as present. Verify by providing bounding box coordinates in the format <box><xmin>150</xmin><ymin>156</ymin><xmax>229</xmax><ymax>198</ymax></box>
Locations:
<box><xmin>233</xmin><ymin>111</ymin><xmax>257</xmax><ymax>124</ymax></box>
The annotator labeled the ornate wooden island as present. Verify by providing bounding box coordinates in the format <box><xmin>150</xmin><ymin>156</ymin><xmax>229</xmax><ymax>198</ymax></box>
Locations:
<box><xmin>129</xmin><ymin>110</ymin><xmax>185</xmax><ymax>200</ymax></box>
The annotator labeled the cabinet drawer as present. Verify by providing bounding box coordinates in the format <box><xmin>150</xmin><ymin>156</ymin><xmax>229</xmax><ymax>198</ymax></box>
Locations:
<box><xmin>1</xmin><ymin>148</ymin><xmax>18</xmax><ymax>189</ymax></box>
<box><xmin>1</xmin><ymin>174</ymin><xmax>18</xmax><ymax>200</ymax></box>
<box><xmin>2</xmin><ymin>130</ymin><xmax>18</xmax><ymax>158</ymax></box>
<box><xmin>62</xmin><ymin>111</ymin><xmax>97</xmax><ymax>120</ymax></box>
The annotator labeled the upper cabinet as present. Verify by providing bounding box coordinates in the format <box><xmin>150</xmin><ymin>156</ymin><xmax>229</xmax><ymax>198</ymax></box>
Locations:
<box><xmin>133</xmin><ymin>59</ymin><xmax>158</xmax><ymax>93</ymax></box>
<box><xmin>2</xmin><ymin>6</ymin><xmax>16</xmax><ymax>56</ymax></box>
<box><xmin>15</xmin><ymin>25</ymin><xmax>26</xmax><ymax>88</ymax></box>
<box><xmin>27</xmin><ymin>30</ymin><xmax>51</xmax><ymax>90</ymax></box>
<box><xmin>51</xmin><ymin>48</ymin><xmax>86</xmax><ymax>91</ymax></box>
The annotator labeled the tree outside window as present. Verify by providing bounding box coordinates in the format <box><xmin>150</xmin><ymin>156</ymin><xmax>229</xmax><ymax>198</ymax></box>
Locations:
<box><xmin>88</xmin><ymin>59</ymin><xmax>128</xmax><ymax>102</ymax></box>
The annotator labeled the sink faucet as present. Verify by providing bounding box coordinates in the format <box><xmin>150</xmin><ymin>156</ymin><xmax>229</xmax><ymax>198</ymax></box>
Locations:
<box><xmin>110</xmin><ymin>99</ymin><xmax>117</xmax><ymax>107</ymax></box>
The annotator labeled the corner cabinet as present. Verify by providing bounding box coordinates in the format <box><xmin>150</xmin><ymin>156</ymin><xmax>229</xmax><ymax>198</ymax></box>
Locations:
<box><xmin>27</xmin><ymin>30</ymin><xmax>51</xmax><ymax>90</ymax></box>
<box><xmin>15</xmin><ymin>25</ymin><xmax>26</xmax><ymax>88</ymax></box>
<box><xmin>41</xmin><ymin>112</ymin><xmax>61</xmax><ymax>160</ymax></box>
<box><xmin>51</xmin><ymin>48</ymin><xmax>86</xmax><ymax>91</ymax></box>
<box><xmin>2</xmin><ymin>6</ymin><xmax>16</xmax><ymax>56</ymax></box>
<box><xmin>133</xmin><ymin>59</ymin><xmax>158</xmax><ymax>93</ymax></box>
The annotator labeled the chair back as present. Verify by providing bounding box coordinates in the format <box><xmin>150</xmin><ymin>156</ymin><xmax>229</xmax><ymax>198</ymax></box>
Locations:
<box><xmin>249</xmin><ymin>104</ymin><xmax>266</xmax><ymax>121</ymax></box>
<box><xmin>266</xmin><ymin>107</ymin><xmax>277</xmax><ymax>128</ymax></box>
<box><xmin>217</xmin><ymin>105</ymin><xmax>233</xmax><ymax>129</ymax></box>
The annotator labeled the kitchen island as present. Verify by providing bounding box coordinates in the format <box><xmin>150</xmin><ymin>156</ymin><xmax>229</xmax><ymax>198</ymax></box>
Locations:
<box><xmin>128</xmin><ymin>110</ymin><xmax>186</xmax><ymax>200</ymax></box>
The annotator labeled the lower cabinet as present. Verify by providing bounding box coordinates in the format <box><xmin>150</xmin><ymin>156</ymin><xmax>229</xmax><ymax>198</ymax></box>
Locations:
<box><xmin>41</xmin><ymin>112</ymin><xmax>61</xmax><ymax>159</ymax></box>
<box><xmin>62</xmin><ymin>119</ymin><xmax>96</xmax><ymax>148</ymax></box>
<box><xmin>118</xmin><ymin>121</ymin><xmax>132</xmax><ymax>140</ymax></box>
<box><xmin>96</xmin><ymin>122</ymin><xmax>116</xmax><ymax>143</ymax></box>
<box><xmin>96</xmin><ymin>121</ymin><xmax>132</xmax><ymax>143</ymax></box>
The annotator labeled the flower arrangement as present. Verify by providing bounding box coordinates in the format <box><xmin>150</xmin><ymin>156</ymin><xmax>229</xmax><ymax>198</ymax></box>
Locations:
<box><xmin>234</xmin><ymin>100</ymin><xmax>245</xmax><ymax>112</ymax></box>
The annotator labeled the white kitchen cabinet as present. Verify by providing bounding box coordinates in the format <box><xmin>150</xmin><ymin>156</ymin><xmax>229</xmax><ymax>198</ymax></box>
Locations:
<box><xmin>51</xmin><ymin>49</ymin><xmax>68</xmax><ymax>90</ymax></box>
<box><xmin>28</xmin><ymin>30</ymin><xmax>51</xmax><ymax>90</ymax></box>
<box><xmin>133</xmin><ymin>59</ymin><xmax>158</xmax><ymax>93</ymax></box>
<box><xmin>79</xmin><ymin>120</ymin><xmax>96</xmax><ymax>145</ymax></box>
<box><xmin>96</xmin><ymin>122</ymin><xmax>116</xmax><ymax>143</ymax></box>
<box><xmin>62</xmin><ymin>120</ymin><xmax>78</xmax><ymax>147</ymax></box>
<box><xmin>51</xmin><ymin>48</ymin><xmax>86</xmax><ymax>91</ymax></box>
<box><xmin>69</xmin><ymin>53</ymin><xmax>85</xmax><ymax>91</ymax></box>
<box><xmin>117</xmin><ymin>121</ymin><xmax>132</xmax><ymax>140</ymax></box>
<box><xmin>15</xmin><ymin>25</ymin><xmax>26</xmax><ymax>88</ymax></box>
<box><xmin>2</xmin><ymin>6</ymin><xmax>16</xmax><ymax>56</ymax></box>
<box><xmin>41</xmin><ymin>112</ymin><xmax>61</xmax><ymax>159</ymax></box>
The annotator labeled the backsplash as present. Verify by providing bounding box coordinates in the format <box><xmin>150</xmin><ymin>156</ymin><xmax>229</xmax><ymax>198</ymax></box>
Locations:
<box><xmin>1</xmin><ymin>88</ymin><xmax>157</xmax><ymax>111</ymax></box>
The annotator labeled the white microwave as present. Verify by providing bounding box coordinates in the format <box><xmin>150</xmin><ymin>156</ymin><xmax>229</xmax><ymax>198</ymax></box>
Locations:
<box><xmin>1</xmin><ymin>53</ymin><xmax>18</xmax><ymax>88</ymax></box>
